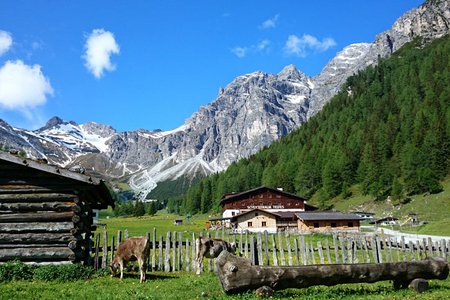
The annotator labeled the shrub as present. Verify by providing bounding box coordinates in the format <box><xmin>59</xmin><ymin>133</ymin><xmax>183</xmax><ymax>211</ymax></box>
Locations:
<box><xmin>0</xmin><ymin>260</ymin><xmax>35</xmax><ymax>282</ymax></box>
<box><xmin>33</xmin><ymin>264</ymin><xmax>95</xmax><ymax>282</ymax></box>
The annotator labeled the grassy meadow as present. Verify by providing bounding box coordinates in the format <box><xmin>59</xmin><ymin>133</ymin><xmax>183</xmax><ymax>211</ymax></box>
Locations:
<box><xmin>1</xmin><ymin>271</ymin><xmax>450</xmax><ymax>300</ymax></box>
<box><xmin>310</xmin><ymin>176</ymin><xmax>450</xmax><ymax>236</ymax></box>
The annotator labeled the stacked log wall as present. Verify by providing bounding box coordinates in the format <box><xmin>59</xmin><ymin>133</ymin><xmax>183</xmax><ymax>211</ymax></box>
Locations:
<box><xmin>0</xmin><ymin>164</ymin><xmax>96</xmax><ymax>265</ymax></box>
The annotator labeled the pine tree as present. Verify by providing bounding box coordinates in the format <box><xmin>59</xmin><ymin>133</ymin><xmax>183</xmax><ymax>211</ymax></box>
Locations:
<box><xmin>134</xmin><ymin>200</ymin><xmax>145</xmax><ymax>217</ymax></box>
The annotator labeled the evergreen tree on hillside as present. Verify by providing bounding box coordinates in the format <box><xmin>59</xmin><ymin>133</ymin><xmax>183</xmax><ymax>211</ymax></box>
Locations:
<box><xmin>181</xmin><ymin>36</ymin><xmax>450</xmax><ymax>213</ymax></box>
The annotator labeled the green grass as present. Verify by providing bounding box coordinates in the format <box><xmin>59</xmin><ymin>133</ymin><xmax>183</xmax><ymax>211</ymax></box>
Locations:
<box><xmin>1</xmin><ymin>272</ymin><xmax>450</xmax><ymax>299</ymax></box>
<box><xmin>96</xmin><ymin>210</ymin><xmax>210</xmax><ymax>240</ymax></box>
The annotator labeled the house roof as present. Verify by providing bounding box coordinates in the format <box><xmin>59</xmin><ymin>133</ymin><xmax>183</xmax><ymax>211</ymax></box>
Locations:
<box><xmin>0</xmin><ymin>151</ymin><xmax>114</xmax><ymax>209</ymax></box>
<box><xmin>296</xmin><ymin>211</ymin><xmax>362</xmax><ymax>221</ymax></box>
<box><xmin>220</xmin><ymin>186</ymin><xmax>316</xmax><ymax>209</ymax></box>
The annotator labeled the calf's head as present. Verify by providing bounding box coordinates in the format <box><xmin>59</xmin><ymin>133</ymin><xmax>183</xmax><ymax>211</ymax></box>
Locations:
<box><xmin>109</xmin><ymin>260</ymin><xmax>119</xmax><ymax>277</ymax></box>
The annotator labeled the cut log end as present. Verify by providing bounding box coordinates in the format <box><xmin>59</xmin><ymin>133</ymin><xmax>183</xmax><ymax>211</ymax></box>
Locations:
<box><xmin>408</xmin><ymin>278</ymin><xmax>429</xmax><ymax>293</ymax></box>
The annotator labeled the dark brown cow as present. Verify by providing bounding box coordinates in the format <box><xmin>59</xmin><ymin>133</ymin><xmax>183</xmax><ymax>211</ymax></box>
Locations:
<box><xmin>195</xmin><ymin>236</ymin><xmax>236</xmax><ymax>275</ymax></box>
<box><xmin>110</xmin><ymin>236</ymin><xmax>150</xmax><ymax>283</ymax></box>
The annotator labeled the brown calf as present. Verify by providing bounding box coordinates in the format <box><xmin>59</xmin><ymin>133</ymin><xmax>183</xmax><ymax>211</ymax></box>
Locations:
<box><xmin>110</xmin><ymin>236</ymin><xmax>150</xmax><ymax>283</ymax></box>
<box><xmin>195</xmin><ymin>236</ymin><xmax>236</xmax><ymax>275</ymax></box>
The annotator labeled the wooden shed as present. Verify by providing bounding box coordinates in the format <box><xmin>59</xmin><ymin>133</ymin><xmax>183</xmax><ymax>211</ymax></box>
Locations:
<box><xmin>0</xmin><ymin>151</ymin><xmax>114</xmax><ymax>265</ymax></box>
<box><xmin>296</xmin><ymin>211</ymin><xmax>362</xmax><ymax>233</ymax></box>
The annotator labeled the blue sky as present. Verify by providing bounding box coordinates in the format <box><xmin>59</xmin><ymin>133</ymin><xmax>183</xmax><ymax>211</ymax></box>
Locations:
<box><xmin>0</xmin><ymin>0</ymin><xmax>424</xmax><ymax>132</ymax></box>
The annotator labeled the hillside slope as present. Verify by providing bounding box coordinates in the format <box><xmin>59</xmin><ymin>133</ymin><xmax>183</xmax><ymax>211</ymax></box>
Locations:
<box><xmin>181</xmin><ymin>36</ymin><xmax>450</xmax><ymax>216</ymax></box>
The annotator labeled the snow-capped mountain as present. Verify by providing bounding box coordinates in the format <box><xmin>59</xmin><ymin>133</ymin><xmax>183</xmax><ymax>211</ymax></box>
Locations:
<box><xmin>1</xmin><ymin>0</ymin><xmax>449</xmax><ymax>200</ymax></box>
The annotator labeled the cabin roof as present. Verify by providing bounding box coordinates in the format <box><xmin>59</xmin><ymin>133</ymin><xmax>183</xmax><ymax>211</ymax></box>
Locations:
<box><xmin>296</xmin><ymin>211</ymin><xmax>362</xmax><ymax>221</ymax></box>
<box><xmin>0</xmin><ymin>151</ymin><xmax>114</xmax><ymax>209</ymax></box>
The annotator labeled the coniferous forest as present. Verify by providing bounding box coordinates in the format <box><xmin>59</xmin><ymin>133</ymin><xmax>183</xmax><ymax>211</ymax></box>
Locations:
<box><xmin>177</xmin><ymin>36</ymin><xmax>450</xmax><ymax>214</ymax></box>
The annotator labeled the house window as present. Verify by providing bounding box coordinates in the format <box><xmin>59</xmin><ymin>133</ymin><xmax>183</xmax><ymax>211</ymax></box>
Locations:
<box><xmin>232</xmin><ymin>212</ymin><xmax>235</xmax><ymax>216</ymax></box>
<box><xmin>248</xmin><ymin>222</ymin><xmax>252</xmax><ymax>227</ymax></box>
<box><xmin>348</xmin><ymin>222</ymin><xmax>353</xmax><ymax>227</ymax></box>
<box><xmin>313</xmin><ymin>222</ymin><xmax>320</xmax><ymax>228</ymax></box>
<box><xmin>331</xmin><ymin>222</ymin><xmax>337</xmax><ymax>228</ymax></box>
<box><xmin>255</xmin><ymin>212</ymin><xmax>259</xmax><ymax>217</ymax></box>
<box><xmin>262</xmin><ymin>221</ymin><xmax>267</xmax><ymax>227</ymax></box>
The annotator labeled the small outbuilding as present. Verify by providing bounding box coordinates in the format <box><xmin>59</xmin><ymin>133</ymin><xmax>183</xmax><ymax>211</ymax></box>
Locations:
<box><xmin>0</xmin><ymin>151</ymin><xmax>114</xmax><ymax>265</ymax></box>
<box><xmin>296</xmin><ymin>211</ymin><xmax>362</xmax><ymax>233</ymax></box>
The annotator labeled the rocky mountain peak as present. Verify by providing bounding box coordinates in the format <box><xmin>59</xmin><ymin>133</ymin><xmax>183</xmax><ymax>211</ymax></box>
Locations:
<box><xmin>41</xmin><ymin>116</ymin><xmax>64</xmax><ymax>130</ymax></box>
<box><xmin>277</xmin><ymin>64</ymin><xmax>305</xmax><ymax>82</ymax></box>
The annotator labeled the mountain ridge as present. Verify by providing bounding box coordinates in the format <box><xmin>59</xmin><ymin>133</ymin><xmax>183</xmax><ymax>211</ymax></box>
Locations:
<box><xmin>1</xmin><ymin>0</ymin><xmax>449</xmax><ymax>200</ymax></box>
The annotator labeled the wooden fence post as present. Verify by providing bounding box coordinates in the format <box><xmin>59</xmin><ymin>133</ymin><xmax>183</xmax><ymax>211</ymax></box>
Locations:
<box><xmin>172</xmin><ymin>231</ymin><xmax>177</xmax><ymax>271</ymax></box>
<box><xmin>293</xmin><ymin>238</ymin><xmax>299</xmax><ymax>265</ymax></box>
<box><xmin>110</xmin><ymin>235</ymin><xmax>115</xmax><ymax>264</ymax></box>
<box><xmin>151</xmin><ymin>228</ymin><xmax>156</xmax><ymax>271</ymax></box>
<box><xmin>257</xmin><ymin>232</ymin><xmax>263</xmax><ymax>266</ymax></box>
<box><xmin>339</xmin><ymin>235</ymin><xmax>346</xmax><ymax>263</ymax></box>
<box><xmin>165</xmin><ymin>232</ymin><xmax>171</xmax><ymax>272</ymax></box>
<box><xmin>244</xmin><ymin>231</ymin><xmax>249</xmax><ymax>259</ymax></box>
<box><xmin>102</xmin><ymin>229</ymin><xmax>108</xmax><ymax>269</ymax></box>
<box><xmin>325</xmin><ymin>239</ymin><xmax>332</xmax><ymax>264</ymax></box>
<box><xmin>158</xmin><ymin>235</ymin><xmax>163</xmax><ymax>271</ymax></box>
<box><xmin>250</xmin><ymin>235</ymin><xmax>256</xmax><ymax>265</ymax></box>
<box><xmin>333</xmin><ymin>234</ymin><xmax>340</xmax><ymax>264</ymax></box>
<box><xmin>285</xmin><ymin>232</ymin><xmax>293</xmax><ymax>266</ymax></box>
<box><xmin>278</xmin><ymin>231</ymin><xmax>286</xmax><ymax>266</ymax></box>
<box><xmin>185</xmin><ymin>237</ymin><xmax>190</xmax><ymax>272</ymax></box>
<box><xmin>94</xmin><ymin>233</ymin><xmax>100</xmax><ymax>270</ymax></box>
<box><xmin>299</xmin><ymin>235</ymin><xmax>306</xmax><ymax>265</ymax></box>
<box><xmin>317</xmin><ymin>241</ymin><xmax>324</xmax><ymax>264</ymax></box>
<box><xmin>117</xmin><ymin>230</ymin><xmax>122</xmax><ymax>245</ymax></box>
<box><xmin>264</xmin><ymin>231</ymin><xmax>270</xmax><ymax>266</ymax></box>
<box><xmin>271</xmin><ymin>234</ymin><xmax>278</xmax><ymax>266</ymax></box>
<box><xmin>191</xmin><ymin>232</ymin><xmax>197</xmax><ymax>272</ymax></box>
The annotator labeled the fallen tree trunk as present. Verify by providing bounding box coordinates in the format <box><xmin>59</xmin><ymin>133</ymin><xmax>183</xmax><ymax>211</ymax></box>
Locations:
<box><xmin>215</xmin><ymin>251</ymin><xmax>449</xmax><ymax>295</ymax></box>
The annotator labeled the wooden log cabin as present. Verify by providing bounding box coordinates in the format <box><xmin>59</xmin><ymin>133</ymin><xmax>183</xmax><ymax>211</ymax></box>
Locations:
<box><xmin>0</xmin><ymin>151</ymin><xmax>114</xmax><ymax>265</ymax></box>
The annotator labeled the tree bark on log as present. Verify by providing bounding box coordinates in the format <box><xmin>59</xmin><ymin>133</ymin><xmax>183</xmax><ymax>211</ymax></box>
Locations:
<box><xmin>0</xmin><ymin>202</ymin><xmax>78</xmax><ymax>212</ymax></box>
<box><xmin>0</xmin><ymin>211</ymin><xmax>75</xmax><ymax>223</ymax></box>
<box><xmin>0</xmin><ymin>233</ymin><xmax>81</xmax><ymax>244</ymax></box>
<box><xmin>215</xmin><ymin>251</ymin><xmax>450</xmax><ymax>295</ymax></box>
<box><xmin>0</xmin><ymin>193</ymin><xmax>79</xmax><ymax>203</ymax></box>
<box><xmin>0</xmin><ymin>222</ymin><xmax>75</xmax><ymax>233</ymax></box>
<box><xmin>0</xmin><ymin>247</ymin><xmax>77</xmax><ymax>261</ymax></box>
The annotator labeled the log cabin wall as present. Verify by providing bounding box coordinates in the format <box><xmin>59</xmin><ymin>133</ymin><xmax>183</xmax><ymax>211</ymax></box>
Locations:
<box><xmin>0</xmin><ymin>152</ymin><xmax>113</xmax><ymax>265</ymax></box>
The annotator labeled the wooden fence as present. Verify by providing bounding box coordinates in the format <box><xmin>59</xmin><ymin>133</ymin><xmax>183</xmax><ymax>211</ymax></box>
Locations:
<box><xmin>91</xmin><ymin>228</ymin><xmax>450</xmax><ymax>273</ymax></box>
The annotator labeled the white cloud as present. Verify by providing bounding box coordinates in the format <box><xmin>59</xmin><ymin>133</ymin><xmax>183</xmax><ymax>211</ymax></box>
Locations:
<box><xmin>256</xmin><ymin>39</ymin><xmax>270</xmax><ymax>51</ymax></box>
<box><xmin>83</xmin><ymin>29</ymin><xmax>120</xmax><ymax>78</ymax></box>
<box><xmin>261</xmin><ymin>14</ymin><xmax>279</xmax><ymax>29</ymax></box>
<box><xmin>231</xmin><ymin>40</ymin><xmax>271</xmax><ymax>58</ymax></box>
<box><xmin>0</xmin><ymin>31</ymin><xmax>12</xmax><ymax>56</ymax></box>
<box><xmin>0</xmin><ymin>60</ymin><xmax>53</xmax><ymax>110</ymax></box>
<box><xmin>284</xmin><ymin>34</ymin><xmax>336</xmax><ymax>57</ymax></box>
<box><xmin>231</xmin><ymin>46</ymin><xmax>248</xmax><ymax>58</ymax></box>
